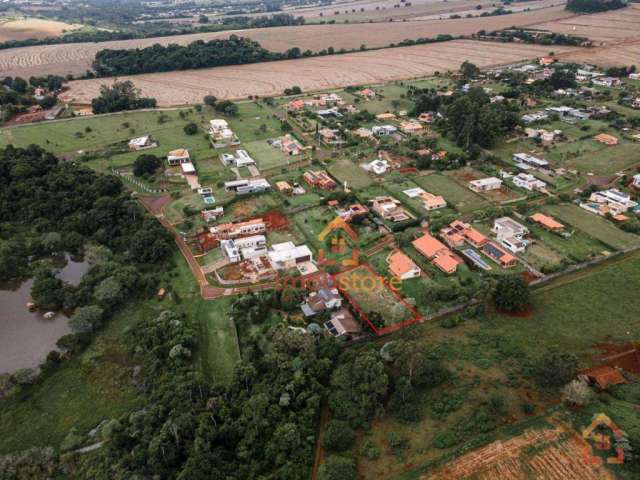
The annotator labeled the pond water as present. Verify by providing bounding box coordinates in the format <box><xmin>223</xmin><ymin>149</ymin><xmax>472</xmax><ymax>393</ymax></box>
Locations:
<box><xmin>0</xmin><ymin>256</ymin><xmax>90</xmax><ymax>375</ymax></box>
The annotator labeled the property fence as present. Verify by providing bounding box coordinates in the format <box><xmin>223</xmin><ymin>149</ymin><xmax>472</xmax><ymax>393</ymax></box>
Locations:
<box><xmin>112</xmin><ymin>169</ymin><xmax>167</xmax><ymax>193</ymax></box>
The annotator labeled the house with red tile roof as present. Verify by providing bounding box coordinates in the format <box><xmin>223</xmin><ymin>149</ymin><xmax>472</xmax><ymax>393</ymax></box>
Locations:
<box><xmin>386</xmin><ymin>250</ymin><xmax>422</xmax><ymax>280</ymax></box>
<box><xmin>530</xmin><ymin>213</ymin><xmax>564</xmax><ymax>231</ymax></box>
<box><xmin>412</xmin><ymin>233</ymin><xmax>461</xmax><ymax>274</ymax></box>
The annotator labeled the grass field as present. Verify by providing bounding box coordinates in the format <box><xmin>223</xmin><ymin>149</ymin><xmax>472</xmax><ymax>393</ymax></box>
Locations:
<box><xmin>414</xmin><ymin>173</ymin><xmax>489</xmax><ymax>213</ymax></box>
<box><xmin>327</xmin><ymin>157</ymin><xmax>374</xmax><ymax>189</ymax></box>
<box><xmin>562</xmin><ymin>141</ymin><xmax>640</xmax><ymax>175</ymax></box>
<box><xmin>0</xmin><ymin>108</ymin><xmax>215</xmax><ymax>172</ymax></box>
<box><xmin>543</xmin><ymin>203</ymin><xmax>640</xmax><ymax>250</ymax></box>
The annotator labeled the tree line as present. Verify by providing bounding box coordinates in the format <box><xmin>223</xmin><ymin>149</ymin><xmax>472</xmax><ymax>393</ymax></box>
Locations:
<box><xmin>566</xmin><ymin>0</ymin><xmax>626</xmax><ymax>13</ymax></box>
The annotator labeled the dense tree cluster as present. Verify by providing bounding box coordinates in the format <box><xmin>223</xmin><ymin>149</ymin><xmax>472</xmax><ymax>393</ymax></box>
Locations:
<box><xmin>0</xmin><ymin>144</ymin><xmax>172</xmax><ymax>291</ymax></box>
<box><xmin>91</xmin><ymin>80</ymin><xmax>157</xmax><ymax>114</ymax></box>
<box><xmin>443</xmin><ymin>87</ymin><xmax>521</xmax><ymax>149</ymax></box>
<box><xmin>492</xmin><ymin>275</ymin><xmax>531</xmax><ymax>313</ymax></box>
<box><xmin>566</xmin><ymin>0</ymin><xmax>626</xmax><ymax>13</ymax></box>
<box><xmin>92</xmin><ymin>36</ymin><xmax>287</xmax><ymax>76</ymax></box>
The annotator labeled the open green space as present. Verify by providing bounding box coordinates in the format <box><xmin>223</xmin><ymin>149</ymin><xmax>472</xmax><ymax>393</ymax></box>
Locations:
<box><xmin>544</xmin><ymin>203</ymin><xmax>640</xmax><ymax>250</ymax></box>
<box><xmin>414</xmin><ymin>173</ymin><xmax>489</xmax><ymax>213</ymax></box>
<box><xmin>326</xmin><ymin>157</ymin><xmax>374</xmax><ymax>189</ymax></box>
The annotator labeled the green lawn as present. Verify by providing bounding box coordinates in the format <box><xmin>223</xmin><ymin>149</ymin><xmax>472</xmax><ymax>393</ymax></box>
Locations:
<box><xmin>414</xmin><ymin>173</ymin><xmax>489</xmax><ymax>213</ymax></box>
<box><xmin>327</xmin><ymin>157</ymin><xmax>373</xmax><ymax>189</ymax></box>
<box><xmin>543</xmin><ymin>203</ymin><xmax>640</xmax><ymax>250</ymax></box>
<box><xmin>0</xmin><ymin>109</ymin><xmax>215</xmax><ymax>173</ymax></box>
<box><xmin>526</xmin><ymin>220</ymin><xmax>609</xmax><ymax>263</ymax></box>
<box><xmin>243</xmin><ymin>138</ymin><xmax>292</xmax><ymax>171</ymax></box>
<box><xmin>226</xmin><ymin>102</ymin><xmax>283</xmax><ymax>142</ymax></box>
<box><xmin>563</xmin><ymin>141</ymin><xmax>640</xmax><ymax>175</ymax></box>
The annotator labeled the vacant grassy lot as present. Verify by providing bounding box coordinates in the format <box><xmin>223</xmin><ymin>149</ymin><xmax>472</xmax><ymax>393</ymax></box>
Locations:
<box><xmin>0</xmin><ymin>108</ymin><xmax>215</xmax><ymax>172</ymax></box>
<box><xmin>544</xmin><ymin>203</ymin><xmax>640</xmax><ymax>250</ymax></box>
<box><xmin>526</xmin><ymin>220</ymin><xmax>608</xmax><ymax>262</ymax></box>
<box><xmin>243</xmin><ymin>138</ymin><xmax>291</xmax><ymax>171</ymax></box>
<box><xmin>563</xmin><ymin>141</ymin><xmax>640</xmax><ymax>175</ymax></box>
<box><xmin>414</xmin><ymin>173</ymin><xmax>489</xmax><ymax>213</ymax></box>
<box><xmin>327</xmin><ymin>157</ymin><xmax>374</xmax><ymax>189</ymax></box>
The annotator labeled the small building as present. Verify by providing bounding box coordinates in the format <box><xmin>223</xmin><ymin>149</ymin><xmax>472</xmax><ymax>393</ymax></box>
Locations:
<box><xmin>399</xmin><ymin>121</ymin><xmax>423</xmax><ymax>135</ymax></box>
<box><xmin>372</xmin><ymin>125</ymin><xmax>398</xmax><ymax>136</ymax></box>
<box><xmin>275</xmin><ymin>181</ymin><xmax>293</xmax><ymax>193</ymax></box>
<box><xmin>530</xmin><ymin>213</ymin><xmax>564</xmax><ymax>231</ymax></box>
<box><xmin>413</xmin><ymin>233</ymin><xmax>448</xmax><ymax>259</ymax></box>
<box><xmin>386</xmin><ymin>250</ymin><xmax>421</xmax><ymax>280</ymax></box>
<box><xmin>220</xmin><ymin>150</ymin><xmax>255</xmax><ymax>167</ymax></box>
<box><xmin>370</xmin><ymin>196</ymin><xmax>411</xmax><ymax>223</ymax></box>
<box><xmin>324</xmin><ymin>308</ymin><xmax>361</xmax><ymax>337</ymax></box>
<box><xmin>469</xmin><ymin>177</ymin><xmax>502</xmax><ymax>192</ymax></box>
<box><xmin>513</xmin><ymin>152</ymin><xmax>549</xmax><ymax>170</ymax></box>
<box><xmin>303</xmin><ymin>170</ymin><xmax>337</xmax><ymax>190</ymax></box>
<box><xmin>128</xmin><ymin>135</ymin><xmax>156</xmax><ymax>151</ymax></box>
<box><xmin>211</xmin><ymin>218</ymin><xmax>266</xmax><ymax>239</ymax></box>
<box><xmin>280</xmin><ymin>135</ymin><xmax>305</xmax><ymax>155</ymax></box>
<box><xmin>481</xmin><ymin>242</ymin><xmax>518</xmax><ymax>267</ymax></box>
<box><xmin>301</xmin><ymin>287</ymin><xmax>342</xmax><ymax>317</ymax></box>
<box><xmin>167</xmin><ymin>148</ymin><xmax>190</xmax><ymax>166</ymax></box>
<box><xmin>594</xmin><ymin>133</ymin><xmax>619</xmax><ymax>146</ymax></box>
<box><xmin>362</xmin><ymin>159</ymin><xmax>390</xmax><ymax>175</ymax></box>
<box><xmin>358</xmin><ymin>88</ymin><xmax>376</xmax><ymax>99</ymax></box>
<box><xmin>267</xmin><ymin>242</ymin><xmax>313</xmax><ymax>270</ymax></box>
<box><xmin>432</xmin><ymin>252</ymin><xmax>461</xmax><ymax>274</ymax></box>
<box><xmin>353</xmin><ymin>127</ymin><xmax>373</xmax><ymax>139</ymax></box>
<box><xmin>521</xmin><ymin>111</ymin><xmax>548</xmax><ymax>124</ymax></box>
<box><xmin>513</xmin><ymin>173</ymin><xmax>546</xmax><ymax>192</ymax></box>
<box><xmin>420</xmin><ymin>191</ymin><xmax>447</xmax><ymax>211</ymax></box>
<box><xmin>493</xmin><ymin>217</ymin><xmax>529</xmax><ymax>253</ymax></box>
<box><xmin>581</xmin><ymin>365</ymin><xmax>626</xmax><ymax>390</ymax></box>
<box><xmin>224</xmin><ymin>178</ymin><xmax>271</xmax><ymax>195</ymax></box>
<box><xmin>418</xmin><ymin>112</ymin><xmax>434</xmax><ymax>123</ymax></box>
<box><xmin>375</xmin><ymin>113</ymin><xmax>396</xmax><ymax>121</ymax></box>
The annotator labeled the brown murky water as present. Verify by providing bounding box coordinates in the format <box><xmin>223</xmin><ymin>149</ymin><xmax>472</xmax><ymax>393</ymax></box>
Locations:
<box><xmin>0</xmin><ymin>256</ymin><xmax>90</xmax><ymax>374</ymax></box>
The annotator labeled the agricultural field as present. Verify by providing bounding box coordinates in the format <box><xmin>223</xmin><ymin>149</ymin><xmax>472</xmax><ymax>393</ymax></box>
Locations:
<box><xmin>0</xmin><ymin>17</ymin><xmax>83</xmax><ymax>42</ymax></box>
<box><xmin>0</xmin><ymin>6</ymin><xmax>573</xmax><ymax>78</ymax></box>
<box><xmin>532</xmin><ymin>4</ymin><xmax>640</xmax><ymax>44</ymax></box>
<box><xmin>63</xmin><ymin>41</ymin><xmax>576</xmax><ymax>106</ymax></box>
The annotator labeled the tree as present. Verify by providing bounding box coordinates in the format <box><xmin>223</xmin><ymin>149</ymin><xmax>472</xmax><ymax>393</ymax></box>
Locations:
<box><xmin>133</xmin><ymin>154</ymin><xmax>161</xmax><ymax>177</ymax></box>
<box><xmin>198</xmin><ymin>14</ymin><xmax>209</xmax><ymax>23</ymax></box>
<box><xmin>460</xmin><ymin>60</ymin><xmax>480</xmax><ymax>80</ymax></box>
<box><xmin>91</xmin><ymin>80</ymin><xmax>157</xmax><ymax>114</ymax></box>
<box><xmin>322</xmin><ymin>420</ymin><xmax>355</xmax><ymax>453</ymax></box>
<box><xmin>319</xmin><ymin>455</ymin><xmax>357</xmax><ymax>480</ymax></box>
<box><xmin>492</xmin><ymin>275</ymin><xmax>531</xmax><ymax>312</ymax></box>
<box><xmin>329</xmin><ymin>350</ymin><xmax>389</xmax><ymax>427</ymax></box>
<box><xmin>203</xmin><ymin>95</ymin><xmax>217</xmax><ymax>107</ymax></box>
<box><xmin>69</xmin><ymin>305</ymin><xmax>104</xmax><ymax>333</ymax></box>
<box><xmin>533</xmin><ymin>347</ymin><xmax>578</xmax><ymax>388</ymax></box>
<box><xmin>562</xmin><ymin>379</ymin><xmax>594</xmax><ymax>406</ymax></box>
<box><xmin>94</xmin><ymin>276</ymin><xmax>123</xmax><ymax>308</ymax></box>
<box><xmin>183</xmin><ymin>122</ymin><xmax>198</xmax><ymax>135</ymax></box>
<box><xmin>31</xmin><ymin>270</ymin><xmax>65</xmax><ymax>310</ymax></box>
<box><xmin>549</xmin><ymin>69</ymin><xmax>577</xmax><ymax>89</ymax></box>
<box><xmin>214</xmin><ymin>100</ymin><xmax>238</xmax><ymax>116</ymax></box>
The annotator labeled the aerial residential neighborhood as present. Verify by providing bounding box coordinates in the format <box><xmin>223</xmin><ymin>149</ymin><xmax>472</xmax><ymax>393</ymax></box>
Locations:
<box><xmin>2</xmin><ymin>1</ymin><xmax>640</xmax><ymax>479</ymax></box>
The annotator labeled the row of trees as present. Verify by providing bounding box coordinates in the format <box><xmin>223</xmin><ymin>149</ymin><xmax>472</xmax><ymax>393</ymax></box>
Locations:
<box><xmin>566</xmin><ymin>0</ymin><xmax>627</xmax><ymax>13</ymax></box>
<box><xmin>92</xmin><ymin>36</ymin><xmax>286</xmax><ymax>76</ymax></box>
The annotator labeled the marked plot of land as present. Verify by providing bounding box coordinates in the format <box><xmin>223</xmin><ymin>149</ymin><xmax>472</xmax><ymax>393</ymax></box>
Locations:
<box><xmin>414</xmin><ymin>173</ymin><xmax>489</xmax><ymax>212</ymax></box>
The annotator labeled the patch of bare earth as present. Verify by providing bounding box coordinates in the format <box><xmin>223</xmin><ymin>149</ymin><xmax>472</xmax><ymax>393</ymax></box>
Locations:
<box><xmin>0</xmin><ymin>18</ymin><xmax>82</xmax><ymax>42</ymax></box>
<box><xmin>421</xmin><ymin>423</ymin><xmax>615</xmax><ymax>480</ymax></box>
<box><xmin>64</xmin><ymin>40</ymin><xmax>577</xmax><ymax>106</ymax></box>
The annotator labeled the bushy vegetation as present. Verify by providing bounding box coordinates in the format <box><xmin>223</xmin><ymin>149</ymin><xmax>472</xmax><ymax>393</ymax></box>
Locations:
<box><xmin>0</xmin><ymin>75</ymin><xmax>66</xmax><ymax>123</ymax></box>
<box><xmin>91</xmin><ymin>80</ymin><xmax>157</xmax><ymax>114</ymax></box>
<box><xmin>93</xmin><ymin>36</ymin><xmax>290</xmax><ymax>76</ymax></box>
<box><xmin>566</xmin><ymin>0</ymin><xmax>626</xmax><ymax>13</ymax></box>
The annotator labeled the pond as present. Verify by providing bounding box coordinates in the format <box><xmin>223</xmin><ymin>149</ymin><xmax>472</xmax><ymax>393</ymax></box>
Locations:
<box><xmin>0</xmin><ymin>256</ymin><xmax>90</xmax><ymax>375</ymax></box>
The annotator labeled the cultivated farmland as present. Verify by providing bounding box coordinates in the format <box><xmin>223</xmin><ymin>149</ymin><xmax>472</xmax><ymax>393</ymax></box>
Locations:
<box><xmin>64</xmin><ymin>41</ymin><xmax>576</xmax><ymax>106</ymax></box>
<box><xmin>0</xmin><ymin>6</ymin><xmax>571</xmax><ymax>78</ymax></box>
<box><xmin>0</xmin><ymin>17</ymin><xmax>82</xmax><ymax>42</ymax></box>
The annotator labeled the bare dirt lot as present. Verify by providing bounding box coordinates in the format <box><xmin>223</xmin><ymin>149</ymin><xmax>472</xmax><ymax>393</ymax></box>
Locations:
<box><xmin>0</xmin><ymin>18</ymin><xmax>82</xmax><ymax>42</ymax></box>
<box><xmin>421</xmin><ymin>422</ymin><xmax>615</xmax><ymax>480</ymax></box>
<box><xmin>0</xmin><ymin>6</ymin><xmax>571</xmax><ymax>78</ymax></box>
<box><xmin>65</xmin><ymin>40</ymin><xmax>576</xmax><ymax>106</ymax></box>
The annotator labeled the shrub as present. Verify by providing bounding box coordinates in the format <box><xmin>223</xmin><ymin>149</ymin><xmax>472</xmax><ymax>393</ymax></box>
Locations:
<box><xmin>322</xmin><ymin>420</ymin><xmax>355</xmax><ymax>452</ymax></box>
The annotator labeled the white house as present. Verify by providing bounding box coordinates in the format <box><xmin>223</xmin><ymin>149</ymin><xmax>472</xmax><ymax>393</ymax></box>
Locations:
<box><xmin>493</xmin><ymin>217</ymin><xmax>529</xmax><ymax>253</ymax></box>
<box><xmin>224</xmin><ymin>178</ymin><xmax>271</xmax><ymax>195</ymax></box>
<box><xmin>513</xmin><ymin>173</ymin><xmax>546</xmax><ymax>192</ymax></box>
<box><xmin>362</xmin><ymin>159</ymin><xmax>390</xmax><ymax>175</ymax></box>
<box><xmin>167</xmin><ymin>148</ymin><xmax>190</xmax><ymax>166</ymax></box>
<box><xmin>220</xmin><ymin>150</ymin><xmax>255</xmax><ymax>167</ymax></box>
<box><xmin>585</xmin><ymin>189</ymin><xmax>638</xmax><ymax>216</ymax></box>
<box><xmin>633</xmin><ymin>174</ymin><xmax>640</xmax><ymax>189</ymax></box>
<box><xmin>469</xmin><ymin>177</ymin><xmax>502</xmax><ymax>192</ymax></box>
<box><xmin>128</xmin><ymin>135</ymin><xmax>156</xmax><ymax>151</ymax></box>
<box><xmin>372</xmin><ymin>125</ymin><xmax>398</xmax><ymax>136</ymax></box>
<box><xmin>513</xmin><ymin>153</ymin><xmax>549</xmax><ymax>170</ymax></box>
<box><xmin>267</xmin><ymin>242</ymin><xmax>313</xmax><ymax>270</ymax></box>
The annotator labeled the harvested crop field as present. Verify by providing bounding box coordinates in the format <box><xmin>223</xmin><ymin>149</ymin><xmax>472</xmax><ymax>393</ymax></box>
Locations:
<box><xmin>420</xmin><ymin>423</ymin><xmax>615</xmax><ymax>480</ymax></box>
<box><xmin>0</xmin><ymin>6</ymin><xmax>571</xmax><ymax>78</ymax></box>
<box><xmin>560</xmin><ymin>39</ymin><xmax>640</xmax><ymax>67</ymax></box>
<box><xmin>65</xmin><ymin>41</ymin><xmax>576</xmax><ymax>106</ymax></box>
<box><xmin>532</xmin><ymin>4</ymin><xmax>640</xmax><ymax>45</ymax></box>
<box><xmin>0</xmin><ymin>17</ymin><xmax>82</xmax><ymax>42</ymax></box>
